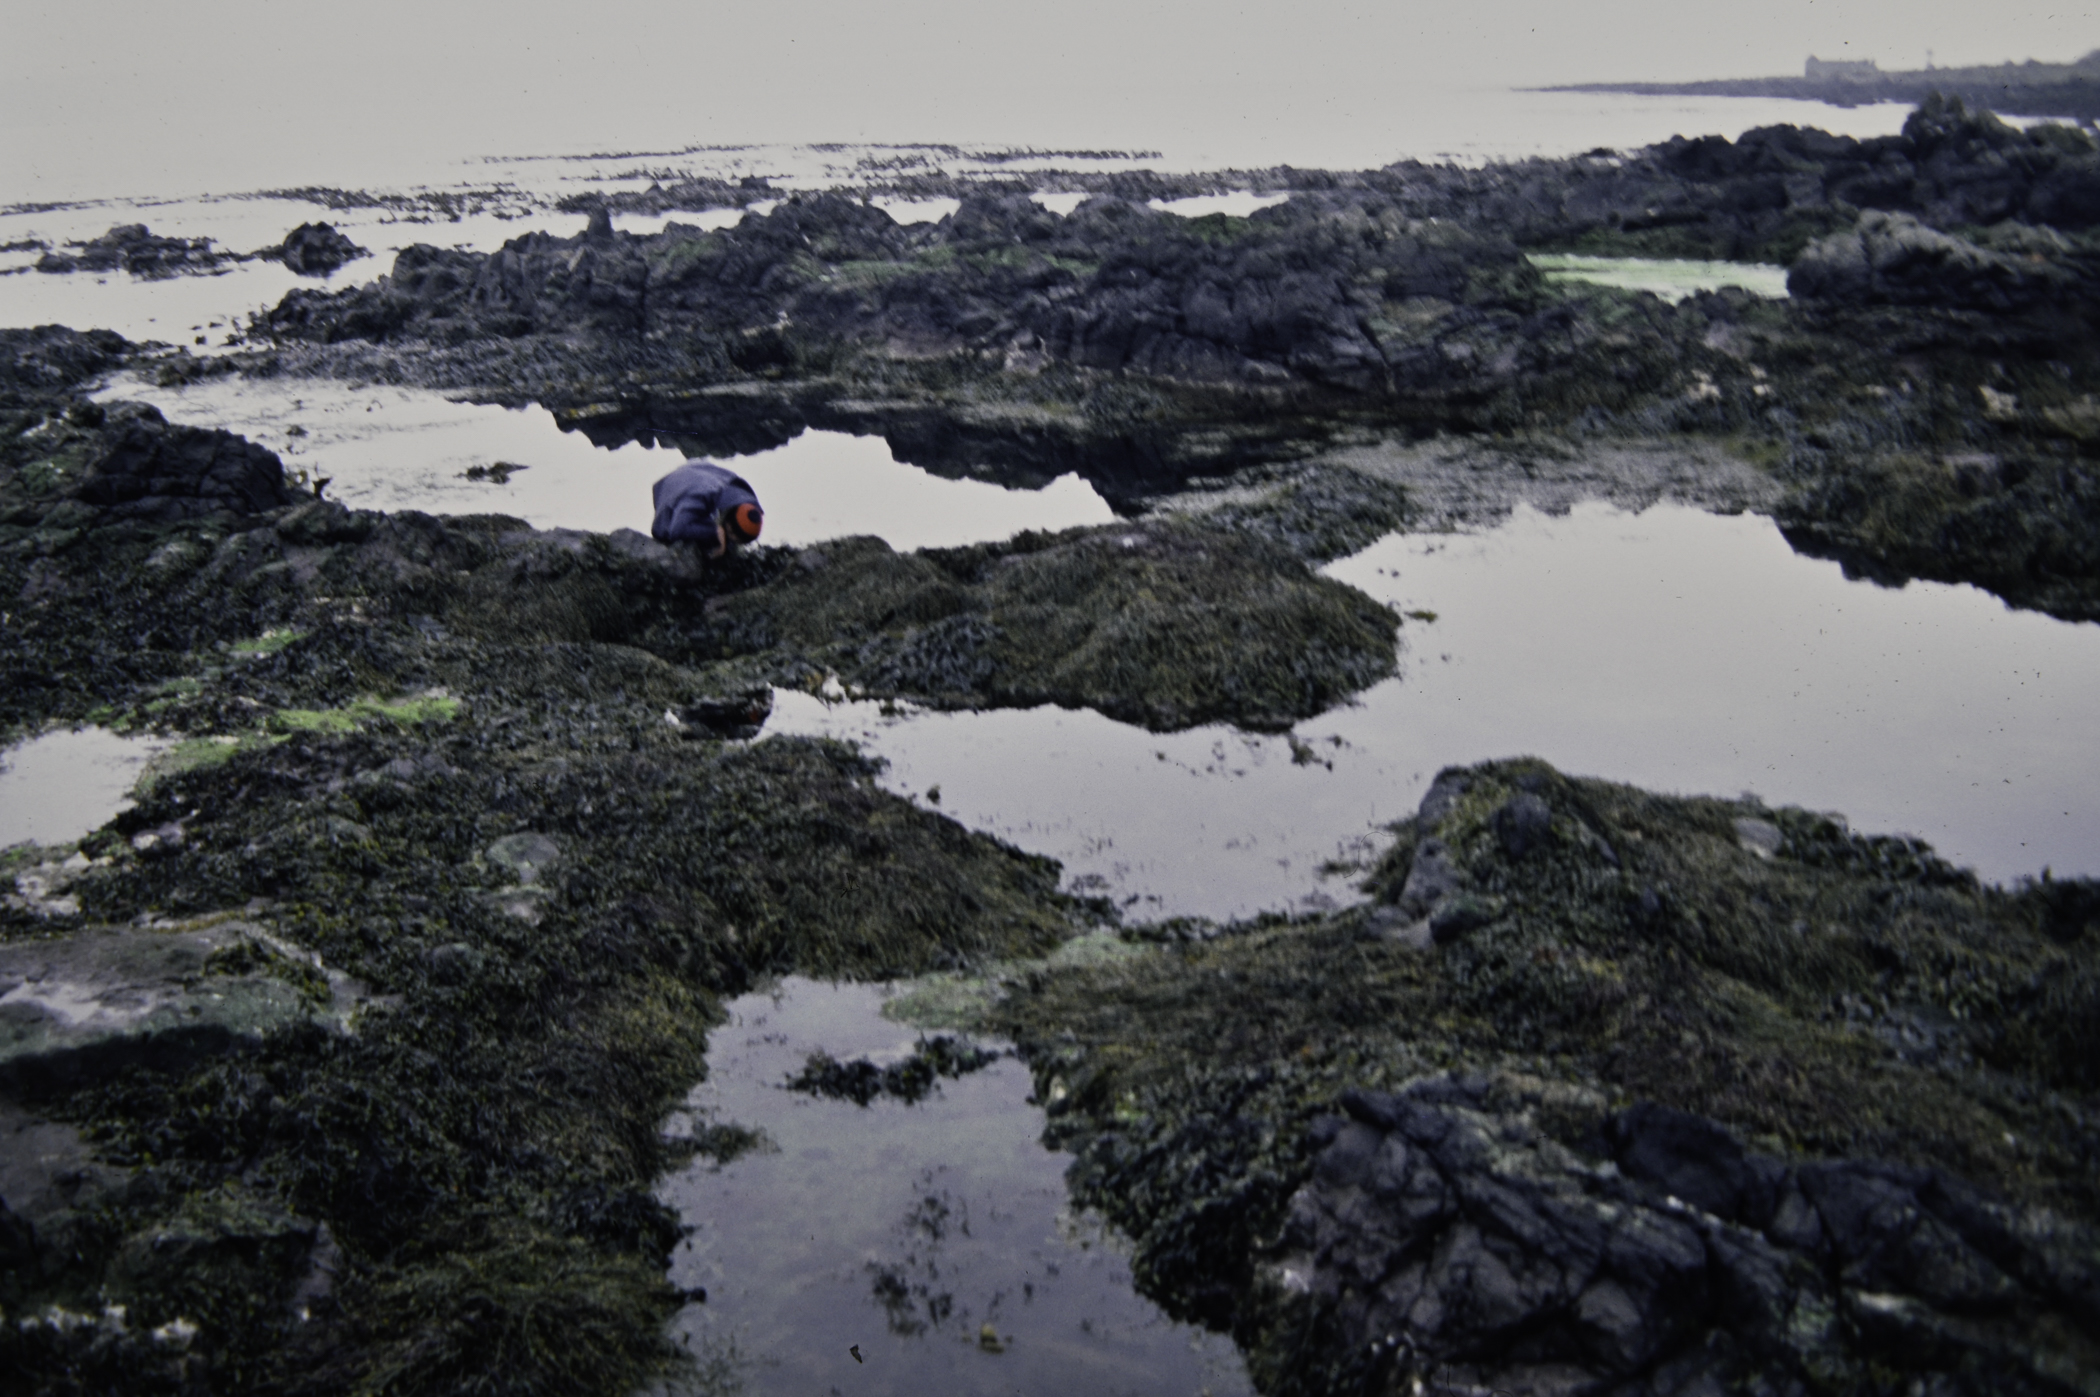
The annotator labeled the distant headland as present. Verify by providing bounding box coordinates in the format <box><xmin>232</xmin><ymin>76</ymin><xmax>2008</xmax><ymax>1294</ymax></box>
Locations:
<box><xmin>1548</xmin><ymin>51</ymin><xmax>2100</xmax><ymax>122</ymax></box>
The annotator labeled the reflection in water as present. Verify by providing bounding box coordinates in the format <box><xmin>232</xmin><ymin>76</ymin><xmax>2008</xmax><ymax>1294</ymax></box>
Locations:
<box><xmin>773</xmin><ymin>502</ymin><xmax>2100</xmax><ymax>919</ymax></box>
<box><xmin>90</xmin><ymin>374</ymin><xmax>1115</xmax><ymax>549</ymax></box>
<box><xmin>658</xmin><ymin>978</ymin><xmax>1249</xmax><ymax>1397</ymax></box>
<box><xmin>1529</xmin><ymin>253</ymin><xmax>1790</xmax><ymax>301</ymax></box>
<box><xmin>0</xmin><ymin>727</ymin><xmax>167</xmax><ymax>847</ymax></box>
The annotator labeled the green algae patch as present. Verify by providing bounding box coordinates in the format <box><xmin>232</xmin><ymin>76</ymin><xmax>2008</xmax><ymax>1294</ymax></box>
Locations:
<box><xmin>993</xmin><ymin>759</ymin><xmax>2100</xmax><ymax>1394</ymax></box>
<box><xmin>230</xmin><ymin>627</ymin><xmax>308</xmax><ymax>657</ymax></box>
<box><xmin>137</xmin><ymin>732</ymin><xmax>282</xmax><ymax>790</ymax></box>
<box><xmin>269</xmin><ymin>692</ymin><xmax>460</xmax><ymax>735</ymax></box>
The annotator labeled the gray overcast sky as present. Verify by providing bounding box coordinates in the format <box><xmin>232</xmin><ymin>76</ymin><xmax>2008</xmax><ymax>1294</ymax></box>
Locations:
<box><xmin>3</xmin><ymin>1</ymin><xmax>2093</xmax><ymax>201</ymax></box>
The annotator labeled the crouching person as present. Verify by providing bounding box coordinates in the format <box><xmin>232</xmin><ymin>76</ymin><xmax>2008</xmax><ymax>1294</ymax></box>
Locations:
<box><xmin>651</xmin><ymin>460</ymin><xmax>764</xmax><ymax>558</ymax></box>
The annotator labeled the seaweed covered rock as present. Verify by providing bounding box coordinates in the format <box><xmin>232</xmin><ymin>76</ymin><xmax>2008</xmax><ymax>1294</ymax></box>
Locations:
<box><xmin>0</xmin><ymin>597</ymin><xmax>1082</xmax><ymax>1392</ymax></box>
<box><xmin>0</xmin><ymin>327</ymin><xmax>129</xmax><ymax>416</ymax></box>
<box><xmin>996</xmin><ymin>758</ymin><xmax>2100</xmax><ymax>1396</ymax></box>
<box><xmin>257</xmin><ymin>186</ymin><xmax>1547</xmax><ymax>397</ymax></box>
<box><xmin>0</xmin><ymin>923</ymin><xmax>343</xmax><ymax>1097</ymax></box>
<box><xmin>706</xmin><ymin>519</ymin><xmax>1400</xmax><ymax>730</ymax></box>
<box><xmin>1378</xmin><ymin>94</ymin><xmax>2100</xmax><ymax>261</ymax></box>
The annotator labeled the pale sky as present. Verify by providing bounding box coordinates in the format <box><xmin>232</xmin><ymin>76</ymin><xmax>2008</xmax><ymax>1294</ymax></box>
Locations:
<box><xmin>3</xmin><ymin>1</ymin><xmax>2092</xmax><ymax>202</ymax></box>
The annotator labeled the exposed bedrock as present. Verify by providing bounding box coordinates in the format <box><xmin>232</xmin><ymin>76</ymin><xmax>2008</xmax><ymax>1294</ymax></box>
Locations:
<box><xmin>1275</xmin><ymin>1084</ymin><xmax>2099</xmax><ymax>1396</ymax></box>
<box><xmin>1789</xmin><ymin>210</ymin><xmax>2096</xmax><ymax>314</ymax></box>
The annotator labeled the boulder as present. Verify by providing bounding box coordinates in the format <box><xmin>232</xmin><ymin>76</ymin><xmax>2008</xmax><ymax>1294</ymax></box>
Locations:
<box><xmin>273</xmin><ymin>221</ymin><xmax>367</xmax><ymax>276</ymax></box>
<box><xmin>71</xmin><ymin>403</ymin><xmax>298</xmax><ymax>522</ymax></box>
<box><xmin>0</xmin><ymin>922</ymin><xmax>342</xmax><ymax>1099</ymax></box>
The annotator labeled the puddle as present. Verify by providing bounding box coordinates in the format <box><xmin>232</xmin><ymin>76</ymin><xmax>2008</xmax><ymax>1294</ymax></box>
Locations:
<box><xmin>0</xmin><ymin>727</ymin><xmax>168</xmax><ymax>848</ymax></box>
<box><xmin>90</xmin><ymin>374</ymin><xmax>1115</xmax><ymax>549</ymax></box>
<box><xmin>772</xmin><ymin>502</ymin><xmax>2100</xmax><ymax>918</ymax></box>
<box><xmin>1528</xmin><ymin>254</ymin><xmax>1790</xmax><ymax>301</ymax></box>
<box><xmin>656</xmin><ymin>976</ymin><xmax>1250</xmax><ymax>1396</ymax></box>
<box><xmin>1029</xmin><ymin>193</ymin><xmax>1090</xmax><ymax>217</ymax></box>
<box><xmin>1149</xmin><ymin>193</ymin><xmax>1289</xmax><ymax>219</ymax></box>
<box><xmin>871</xmin><ymin>197</ymin><xmax>962</xmax><ymax>225</ymax></box>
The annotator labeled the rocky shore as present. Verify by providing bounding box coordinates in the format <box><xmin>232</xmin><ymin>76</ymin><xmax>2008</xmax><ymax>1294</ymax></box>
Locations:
<box><xmin>1553</xmin><ymin>52</ymin><xmax>2100</xmax><ymax>124</ymax></box>
<box><xmin>997</xmin><ymin>762</ymin><xmax>2100</xmax><ymax>1396</ymax></box>
<box><xmin>2</xmin><ymin>96</ymin><xmax>2098</xmax><ymax>1394</ymax></box>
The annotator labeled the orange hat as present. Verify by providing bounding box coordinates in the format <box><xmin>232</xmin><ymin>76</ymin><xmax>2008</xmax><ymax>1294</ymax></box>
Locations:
<box><xmin>728</xmin><ymin>502</ymin><xmax>764</xmax><ymax>543</ymax></box>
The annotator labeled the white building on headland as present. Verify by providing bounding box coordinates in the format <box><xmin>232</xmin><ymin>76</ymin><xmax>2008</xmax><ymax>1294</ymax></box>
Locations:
<box><xmin>1805</xmin><ymin>57</ymin><xmax>1882</xmax><ymax>81</ymax></box>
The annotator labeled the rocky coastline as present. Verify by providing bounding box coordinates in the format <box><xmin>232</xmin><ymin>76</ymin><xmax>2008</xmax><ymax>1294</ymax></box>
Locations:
<box><xmin>1551</xmin><ymin>52</ymin><xmax>2100</xmax><ymax>124</ymax></box>
<box><xmin>2</xmin><ymin>96</ymin><xmax>2097</xmax><ymax>1394</ymax></box>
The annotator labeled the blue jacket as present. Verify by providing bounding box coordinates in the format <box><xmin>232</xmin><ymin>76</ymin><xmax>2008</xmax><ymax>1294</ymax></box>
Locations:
<box><xmin>651</xmin><ymin>461</ymin><xmax>760</xmax><ymax>546</ymax></box>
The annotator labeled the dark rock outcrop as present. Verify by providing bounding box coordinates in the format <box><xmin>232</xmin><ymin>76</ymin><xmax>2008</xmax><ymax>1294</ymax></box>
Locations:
<box><xmin>259</xmin><ymin>188</ymin><xmax>1548</xmax><ymax>398</ymax></box>
<box><xmin>270</xmin><ymin>221</ymin><xmax>367</xmax><ymax>276</ymax></box>
<box><xmin>1003</xmin><ymin>757</ymin><xmax>2100</xmax><ymax>1397</ymax></box>
<box><xmin>70</xmin><ymin>403</ymin><xmax>298</xmax><ymax>522</ymax></box>
<box><xmin>35</xmin><ymin>224</ymin><xmax>239</xmax><ymax>278</ymax></box>
<box><xmin>1789</xmin><ymin>210</ymin><xmax>2093</xmax><ymax>312</ymax></box>
<box><xmin>1273</xmin><ymin>1081</ymin><xmax>2099</xmax><ymax>1395</ymax></box>
<box><xmin>1366</xmin><ymin>95</ymin><xmax>2100</xmax><ymax>260</ymax></box>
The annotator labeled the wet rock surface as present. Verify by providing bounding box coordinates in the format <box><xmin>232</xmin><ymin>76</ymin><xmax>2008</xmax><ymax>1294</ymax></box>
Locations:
<box><xmin>0</xmin><ymin>921</ymin><xmax>342</xmax><ymax>1096</ymax></box>
<box><xmin>1275</xmin><ymin>1083</ymin><xmax>2099</xmax><ymax>1395</ymax></box>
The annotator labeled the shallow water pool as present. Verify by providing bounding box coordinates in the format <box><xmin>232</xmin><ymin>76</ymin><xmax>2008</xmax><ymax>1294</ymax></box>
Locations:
<box><xmin>656</xmin><ymin>976</ymin><xmax>1250</xmax><ymax>1396</ymax></box>
<box><xmin>90</xmin><ymin>373</ymin><xmax>1115</xmax><ymax>549</ymax></box>
<box><xmin>1149</xmin><ymin>192</ymin><xmax>1290</xmax><ymax>219</ymax></box>
<box><xmin>0</xmin><ymin>727</ymin><xmax>167</xmax><ymax>848</ymax></box>
<box><xmin>1528</xmin><ymin>253</ymin><xmax>1790</xmax><ymax>302</ymax></box>
<box><xmin>771</xmin><ymin>502</ymin><xmax>2100</xmax><ymax>919</ymax></box>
